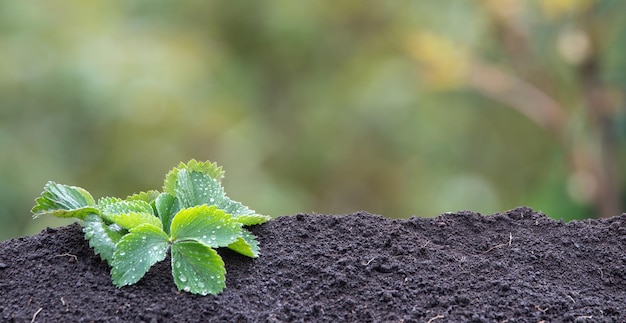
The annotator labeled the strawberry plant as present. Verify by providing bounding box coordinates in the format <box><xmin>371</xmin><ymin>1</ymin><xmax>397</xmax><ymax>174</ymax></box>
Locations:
<box><xmin>31</xmin><ymin>160</ymin><xmax>271</xmax><ymax>296</ymax></box>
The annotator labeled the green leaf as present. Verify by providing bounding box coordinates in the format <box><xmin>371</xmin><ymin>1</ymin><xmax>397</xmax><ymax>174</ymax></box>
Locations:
<box><xmin>100</xmin><ymin>200</ymin><xmax>154</xmax><ymax>223</ymax></box>
<box><xmin>170</xmin><ymin>205</ymin><xmax>241</xmax><ymax>248</ymax></box>
<box><xmin>126</xmin><ymin>190</ymin><xmax>160</xmax><ymax>204</ymax></box>
<box><xmin>98</xmin><ymin>197</ymin><xmax>122</xmax><ymax>208</ymax></box>
<box><xmin>171</xmin><ymin>169</ymin><xmax>259</xmax><ymax>216</ymax></box>
<box><xmin>163</xmin><ymin>160</ymin><xmax>264</xmax><ymax>222</ymax></box>
<box><xmin>171</xmin><ymin>241</ymin><xmax>226</xmax><ymax>295</ymax></box>
<box><xmin>171</xmin><ymin>169</ymin><xmax>220</xmax><ymax>208</ymax></box>
<box><xmin>217</xmin><ymin>198</ymin><xmax>258</xmax><ymax>218</ymax></box>
<box><xmin>31</xmin><ymin>181</ymin><xmax>98</xmax><ymax>219</ymax></box>
<box><xmin>227</xmin><ymin>229</ymin><xmax>261</xmax><ymax>258</ymax></box>
<box><xmin>163</xmin><ymin>159</ymin><xmax>224</xmax><ymax>196</ymax></box>
<box><xmin>234</xmin><ymin>214</ymin><xmax>272</xmax><ymax>226</ymax></box>
<box><xmin>155</xmin><ymin>192</ymin><xmax>178</xmax><ymax>234</ymax></box>
<box><xmin>83</xmin><ymin>214</ymin><xmax>124</xmax><ymax>264</ymax></box>
<box><xmin>111</xmin><ymin>224</ymin><xmax>169</xmax><ymax>287</ymax></box>
<box><xmin>102</xmin><ymin>200</ymin><xmax>154</xmax><ymax>216</ymax></box>
<box><xmin>109</xmin><ymin>212</ymin><xmax>163</xmax><ymax>230</ymax></box>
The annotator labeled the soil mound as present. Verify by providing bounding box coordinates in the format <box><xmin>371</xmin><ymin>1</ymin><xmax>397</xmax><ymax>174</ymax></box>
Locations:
<box><xmin>1</xmin><ymin>207</ymin><xmax>625</xmax><ymax>322</ymax></box>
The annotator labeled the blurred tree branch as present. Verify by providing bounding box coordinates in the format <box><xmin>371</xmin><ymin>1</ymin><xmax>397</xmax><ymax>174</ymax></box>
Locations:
<box><xmin>466</xmin><ymin>62</ymin><xmax>567</xmax><ymax>139</ymax></box>
<box><xmin>409</xmin><ymin>0</ymin><xmax>624</xmax><ymax>217</ymax></box>
<box><xmin>478</xmin><ymin>0</ymin><xmax>623</xmax><ymax>218</ymax></box>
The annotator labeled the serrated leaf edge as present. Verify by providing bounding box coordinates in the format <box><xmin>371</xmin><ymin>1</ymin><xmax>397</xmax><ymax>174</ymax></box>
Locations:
<box><xmin>163</xmin><ymin>159</ymin><xmax>225</xmax><ymax>195</ymax></box>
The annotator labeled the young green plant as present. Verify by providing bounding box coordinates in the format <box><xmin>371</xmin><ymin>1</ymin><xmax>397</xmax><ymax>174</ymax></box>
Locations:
<box><xmin>31</xmin><ymin>160</ymin><xmax>271</xmax><ymax>295</ymax></box>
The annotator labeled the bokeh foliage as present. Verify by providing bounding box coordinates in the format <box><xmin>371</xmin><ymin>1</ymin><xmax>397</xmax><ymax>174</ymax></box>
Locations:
<box><xmin>1</xmin><ymin>0</ymin><xmax>625</xmax><ymax>240</ymax></box>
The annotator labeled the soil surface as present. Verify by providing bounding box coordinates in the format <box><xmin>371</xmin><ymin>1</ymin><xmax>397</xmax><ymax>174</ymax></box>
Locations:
<box><xmin>1</xmin><ymin>207</ymin><xmax>626</xmax><ymax>322</ymax></box>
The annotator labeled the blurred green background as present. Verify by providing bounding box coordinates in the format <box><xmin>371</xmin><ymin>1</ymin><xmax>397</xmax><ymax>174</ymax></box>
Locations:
<box><xmin>2</xmin><ymin>0</ymin><xmax>626</xmax><ymax>241</ymax></box>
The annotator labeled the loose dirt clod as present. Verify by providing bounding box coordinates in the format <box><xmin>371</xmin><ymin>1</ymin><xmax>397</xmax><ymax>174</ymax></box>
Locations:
<box><xmin>1</xmin><ymin>207</ymin><xmax>625</xmax><ymax>321</ymax></box>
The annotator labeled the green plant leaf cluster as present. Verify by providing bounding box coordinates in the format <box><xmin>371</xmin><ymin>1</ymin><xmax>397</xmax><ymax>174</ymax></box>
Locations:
<box><xmin>32</xmin><ymin>159</ymin><xmax>271</xmax><ymax>295</ymax></box>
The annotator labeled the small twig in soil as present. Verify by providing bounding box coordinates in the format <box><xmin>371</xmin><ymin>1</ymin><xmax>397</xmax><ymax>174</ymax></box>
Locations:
<box><xmin>535</xmin><ymin>305</ymin><xmax>549</xmax><ymax>312</ymax></box>
<box><xmin>450</xmin><ymin>254</ymin><xmax>468</xmax><ymax>271</ymax></box>
<box><xmin>60</xmin><ymin>297</ymin><xmax>69</xmax><ymax>311</ymax></box>
<box><xmin>31</xmin><ymin>308</ymin><xmax>42</xmax><ymax>323</ymax></box>
<box><xmin>54</xmin><ymin>253</ymin><xmax>78</xmax><ymax>262</ymax></box>
<box><xmin>483</xmin><ymin>232</ymin><xmax>512</xmax><ymax>254</ymax></box>
<box><xmin>365</xmin><ymin>257</ymin><xmax>377</xmax><ymax>266</ymax></box>
<box><xmin>452</xmin><ymin>254</ymin><xmax>466</xmax><ymax>264</ymax></box>
<box><xmin>426</xmin><ymin>314</ymin><xmax>444</xmax><ymax>323</ymax></box>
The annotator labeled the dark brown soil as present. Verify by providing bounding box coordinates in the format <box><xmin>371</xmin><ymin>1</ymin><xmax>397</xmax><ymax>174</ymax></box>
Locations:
<box><xmin>1</xmin><ymin>207</ymin><xmax>626</xmax><ymax>322</ymax></box>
